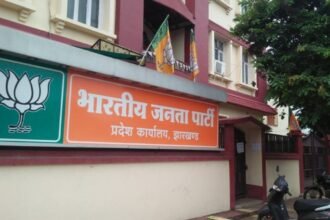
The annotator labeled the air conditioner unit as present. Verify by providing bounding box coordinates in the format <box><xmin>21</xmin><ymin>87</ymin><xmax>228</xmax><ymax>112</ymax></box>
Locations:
<box><xmin>214</xmin><ymin>60</ymin><xmax>225</xmax><ymax>76</ymax></box>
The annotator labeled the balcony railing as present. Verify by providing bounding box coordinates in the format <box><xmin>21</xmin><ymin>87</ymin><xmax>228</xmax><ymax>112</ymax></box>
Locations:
<box><xmin>91</xmin><ymin>39</ymin><xmax>192</xmax><ymax>76</ymax></box>
<box><xmin>91</xmin><ymin>39</ymin><xmax>141</xmax><ymax>58</ymax></box>
<box><xmin>144</xmin><ymin>52</ymin><xmax>192</xmax><ymax>75</ymax></box>
<box><xmin>265</xmin><ymin>133</ymin><xmax>296</xmax><ymax>153</ymax></box>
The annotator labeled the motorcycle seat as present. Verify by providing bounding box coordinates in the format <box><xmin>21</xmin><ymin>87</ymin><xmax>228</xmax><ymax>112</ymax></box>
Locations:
<box><xmin>324</xmin><ymin>177</ymin><xmax>330</xmax><ymax>184</ymax></box>
<box><xmin>294</xmin><ymin>199</ymin><xmax>330</xmax><ymax>213</ymax></box>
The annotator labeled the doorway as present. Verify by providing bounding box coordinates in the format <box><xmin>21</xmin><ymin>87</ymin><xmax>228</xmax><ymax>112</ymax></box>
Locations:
<box><xmin>235</xmin><ymin>128</ymin><xmax>247</xmax><ymax>199</ymax></box>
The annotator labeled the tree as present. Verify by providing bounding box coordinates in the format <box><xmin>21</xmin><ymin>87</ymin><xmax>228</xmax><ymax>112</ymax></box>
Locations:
<box><xmin>232</xmin><ymin>0</ymin><xmax>330</xmax><ymax>135</ymax></box>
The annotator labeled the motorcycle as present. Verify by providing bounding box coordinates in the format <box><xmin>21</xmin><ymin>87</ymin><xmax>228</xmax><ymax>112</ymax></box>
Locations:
<box><xmin>258</xmin><ymin>175</ymin><xmax>330</xmax><ymax>220</ymax></box>
<box><xmin>304</xmin><ymin>171</ymin><xmax>330</xmax><ymax>199</ymax></box>
<box><xmin>258</xmin><ymin>175</ymin><xmax>290</xmax><ymax>220</ymax></box>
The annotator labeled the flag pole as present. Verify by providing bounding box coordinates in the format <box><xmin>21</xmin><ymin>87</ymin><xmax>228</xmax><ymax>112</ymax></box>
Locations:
<box><xmin>139</xmin><ymin>42</ymin><xmax>153</xmax><ymax>66</ymax></box>
<box><xmin>139</xmin><ymin>15</ymin><xmax>170</xmax><ymax>66</ymax></box>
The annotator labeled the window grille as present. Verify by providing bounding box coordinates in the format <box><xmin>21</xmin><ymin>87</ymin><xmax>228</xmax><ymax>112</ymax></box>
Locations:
<box><xmin>265</xmin><ymin>133</ymin><xmax>296</xmax><ymax>153</ymax></box>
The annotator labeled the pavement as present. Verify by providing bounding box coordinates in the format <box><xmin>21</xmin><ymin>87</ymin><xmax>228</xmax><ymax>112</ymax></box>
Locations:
<box><xmin>189</xmin><ymin>197</ymin><xmax>299</xmax><ymax>220</ymax></box>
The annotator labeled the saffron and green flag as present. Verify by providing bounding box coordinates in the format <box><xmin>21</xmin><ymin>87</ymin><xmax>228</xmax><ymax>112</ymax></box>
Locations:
<box><xmin>151</xmin><ymin>16</ymin><xmax>175</xmax><ymax>74</ymax></box>
<box><xmin>190</xmin><ymin>29</ymin><xmax>199</xmax><ymax>80</ymax></box>
<box><xmin>289</xmin><ymin>109</ymin><xmax>301</xmax><ymax>132</ymax></box>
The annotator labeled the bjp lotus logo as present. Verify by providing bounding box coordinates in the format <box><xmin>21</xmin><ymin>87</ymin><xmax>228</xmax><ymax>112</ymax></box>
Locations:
<box><xmin>0</xmin><ymin>70</ymin><xmax>51</xmax><ymax>133</ymax></box>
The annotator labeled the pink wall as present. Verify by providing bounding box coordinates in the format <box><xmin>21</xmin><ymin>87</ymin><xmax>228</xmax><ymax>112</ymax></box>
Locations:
<box><xmin>223</xmin><ymin>125</ymin><xmax>236</xmax><ymax>209</ymax></box>
<box><xmin>186</xmin><ymin>0</ymin><xmax>209</xmax><ymax>84</ymax></box>
<box><xmin>115</xmin><ymin>0</ymin><xmax>144</xmax><ymax>52</ymax></box>
<box><xmin>255</xmin><ymin>72</ymin><xmax>268</xmax><ymax>102</ymax></box>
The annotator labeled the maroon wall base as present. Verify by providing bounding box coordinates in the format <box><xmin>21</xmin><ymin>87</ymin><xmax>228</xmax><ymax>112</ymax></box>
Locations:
<box><xmin>246</xmin><ymin>184</ymin><xmax>264</xmax><ymax>200</ymax></box>
<box><xmin>0</xmin><ymin>148</ymin><xmax>231</xmax><ymax>166</ymax></box>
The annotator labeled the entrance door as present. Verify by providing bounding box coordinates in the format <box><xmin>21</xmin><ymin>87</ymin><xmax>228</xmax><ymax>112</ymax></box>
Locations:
<box><xmin>235</xmin><ymin>128</ymin><xmax>246</xmax><ymax>199</ymax></box>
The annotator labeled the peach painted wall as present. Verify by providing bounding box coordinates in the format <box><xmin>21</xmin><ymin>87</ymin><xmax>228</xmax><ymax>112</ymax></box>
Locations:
<box><xmin>266</xmin><ymin>160</ymin><xmax>301</xmax><ymax>198</ymax></box>
<box><xmin>0</xmin><ymin>161</ymin><xmax>230</xmax><ymax>220</ymax></box>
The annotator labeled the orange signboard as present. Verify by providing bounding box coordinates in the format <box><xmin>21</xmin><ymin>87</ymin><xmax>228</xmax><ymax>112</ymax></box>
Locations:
<box><xmin>65</xmin><ymin>70</ymin><xmax>219</xmax><ymax>148</ymax></box>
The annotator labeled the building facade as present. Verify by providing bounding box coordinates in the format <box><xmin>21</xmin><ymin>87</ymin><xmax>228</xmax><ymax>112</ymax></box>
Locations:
<box><xmin>264</xmin><ymin>102</ymin><xmax>303</xmax><ymax>200</ymax></box>
<box><xmin>0</xmin><ymin>0</ymin><xmax>303</xmax><ymax>219</ymax></box>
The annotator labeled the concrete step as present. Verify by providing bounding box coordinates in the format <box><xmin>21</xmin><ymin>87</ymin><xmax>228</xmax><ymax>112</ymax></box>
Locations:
<box><xmin>235</xmin><ymin>198</ymin><xmax>264</xmax><ymax>210</ymax></box>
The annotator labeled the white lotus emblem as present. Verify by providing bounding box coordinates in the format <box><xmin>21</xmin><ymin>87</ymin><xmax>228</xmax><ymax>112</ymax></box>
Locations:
<box><xmin>0</xmin><ymin>70</ymin><xmax>51</xmax><ymax>133</ymax></box>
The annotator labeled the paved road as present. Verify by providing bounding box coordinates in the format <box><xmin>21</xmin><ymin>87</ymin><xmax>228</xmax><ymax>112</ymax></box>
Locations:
<box><xmin>241</xmin><ymin>212</ymin><xmax>297</xmax><ymax>220</ymax></box>
<box><xmin>238</xmin><ymin>197</ymin><xmax>298</xmax><ymax>220</ymax></box>
<box><xmin>190</xmin><ymin>198</ymin><xmax>299</xmax><ymax>220</ymax></box>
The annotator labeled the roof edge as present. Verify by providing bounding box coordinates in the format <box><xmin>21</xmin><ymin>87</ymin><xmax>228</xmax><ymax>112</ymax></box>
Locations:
<box><xmin>0</xmin><ymin>25</ymin><xmax>227</xmax><ymax>103</ymax></box>
<box><xmin>220</xmin><ymin>116</ymin><xmax>271</xmax><ymax>130</ymax></box>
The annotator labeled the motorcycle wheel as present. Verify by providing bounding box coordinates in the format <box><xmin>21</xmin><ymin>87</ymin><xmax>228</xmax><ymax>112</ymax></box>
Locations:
<box><xmin>258</xmin><ymin>214</ymin><xmax>272</xmax><ymax>220</ymax></box>
<box><xmin>303</xmin><ymin>187</ymin><xmax>323</xmax><ymax>199</ymax></box>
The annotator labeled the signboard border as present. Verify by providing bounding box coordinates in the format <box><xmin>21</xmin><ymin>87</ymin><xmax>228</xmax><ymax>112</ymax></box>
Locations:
<box><xmin>66</xmin><ymin>73</ymin><xmax>219</xmax><ymax>148</ymax></box>
<box><xmin>0</xmin><ymin>57</ymin><xmax>66</xmax><ymax>143</ymax></box>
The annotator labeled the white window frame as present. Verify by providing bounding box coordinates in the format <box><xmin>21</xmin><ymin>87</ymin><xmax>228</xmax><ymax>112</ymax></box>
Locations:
<box><xmin>242</xmin><ymin>50</ymin><xmax>249</xmax><ymax>84</ymax></box>
<box><xmin>68</xmin><ymin>0</ymin><xmax>101</xmax><ymax>28</ymax></box>
<box><xmin>241</xmin><ymin>4</ymin><xmax>248</xmax><ymax>14</ymax></box>
<box><xmin>50</xmin><ymin>0</ymin><xmax>116</xmax><ymax>40</ymax></box>
<box><xmin>214</xmin><ymin>39</ymin><xmax>226</xmax><ymax>76</ymax></box>
<box><xmin>214</xmin><ymin>60</ymin><xmax>226</xmax><ymax>75</ymax></box>
<box><xmin>214</xmin><ymin>38</ymin><xmax>224</xmax><ymax>62</ymax></box>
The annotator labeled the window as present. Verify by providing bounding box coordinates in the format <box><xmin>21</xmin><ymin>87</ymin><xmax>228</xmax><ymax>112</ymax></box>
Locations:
<box><xmin>214</xmin><ymin>39</ymin><xmax>224</xmax><ymax>62</ymax></box>
<box><xmin>67</xmin><ymin>0</ymin><xmax>100</xmax><ymax>28</ymax></box>
<box><xmin>214</xmin><ymin>39</ymin><xmax>226</xmax><ymax>75</ymax></box>
<box><xmin>241</xmin><ymin>4</ymin><xmax>248</xmax><ymax>14</ymax></box>
<box><xmin>51</xmin><ymin>0</ymin><xmax>116</xmax><ymax>40</ymax></box>
<box><xmin>242</xmin><ymin>50</ymin><xmax>249</xmax><ymax>84</ymax></box>
<box><xmin>267</xmin><ymin>115</ymin><xmax>278</xmax><ymax>126</ymax></box>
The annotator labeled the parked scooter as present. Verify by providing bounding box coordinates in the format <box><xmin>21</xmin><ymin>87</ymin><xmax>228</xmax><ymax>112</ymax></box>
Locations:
<box><xmin>258</xmin><ymin>175</ymin><xmax>330</xmax><ymax>220</ymax></box>
<box><xmin>258</xmin><ymin>175</ymin><xmax>290</xmax><ymax>220</ymax></box>
<box><xmin>304</xmin><ymin>171</ymin><xmax>330</xmax><ymax>199</ymax></box>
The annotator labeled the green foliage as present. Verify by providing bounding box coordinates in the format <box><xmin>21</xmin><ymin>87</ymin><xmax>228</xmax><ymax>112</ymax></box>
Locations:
<box><xmin>232</xmin><ymin>0</ymin><xmax>330</xmax><ymax>135</ymax></box>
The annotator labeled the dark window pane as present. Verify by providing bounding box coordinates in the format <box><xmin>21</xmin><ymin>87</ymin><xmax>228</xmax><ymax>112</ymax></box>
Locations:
<box><xmin>245</xmin><ymin>65</ymin><xmax>248</xmax><ymax>79</ymax></box>
<box><xmin>243</xmin><ymin>51</ymin><xmax>248</xmax><ymax>62</ymax></box>
<box><xmin>219</xmin><ymin>126</ymin><xmax>225</xmax><ymax>149</ymax></box>
<box><xmin>242</xmin><ymin>5</ymin><xmax>248</xmax><ymax>14</ymax></box>
<box><xmin>67</xmin><ymin>0</ymin><xmax>75</xmax><ymax>19</ymax></box>
<box><xmin>78</xmin><ymin>0</ymin><xmax>87</xmax><ymax>24</ymax></box>
<box><xmin>91</xmin><ymin>0</ymin><xmax>99</xmax><ymax>27</ymax></box>
<box><xmin>215</xmin><ymin>39</ymin><xmax>223</xmax><ymax>50</ymax></box>
<box><xmin>265</xmin><ymin>133</ymin><xmax>296</xmax><ymax>153</ymax></box>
